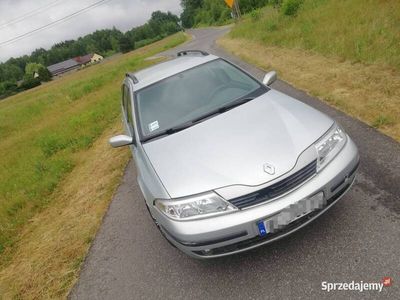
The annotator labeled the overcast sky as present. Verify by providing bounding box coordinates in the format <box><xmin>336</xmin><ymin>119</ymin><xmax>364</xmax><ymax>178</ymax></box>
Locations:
<box><xmin>0</xmin><ymin>0</ymin><xmax>182</xmax><ymax>62</ymax></box>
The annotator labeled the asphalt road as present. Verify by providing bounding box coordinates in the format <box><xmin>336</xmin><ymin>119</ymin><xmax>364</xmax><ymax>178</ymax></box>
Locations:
<box><xmin>70</xmin><ymin>28</ymin><xmax>400</xmax><ymax>299</ymax></box>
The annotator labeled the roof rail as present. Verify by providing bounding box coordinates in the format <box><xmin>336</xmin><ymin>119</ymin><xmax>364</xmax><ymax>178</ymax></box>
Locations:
<box><xmin>126</xmin><ymin>72</ymin><xmax>138</xmax><ymax>84</ymax></box>
<box><xmin>177</xmin><ymin>50</ymin><xmax>209</xmax><ymax>57</ymax></box>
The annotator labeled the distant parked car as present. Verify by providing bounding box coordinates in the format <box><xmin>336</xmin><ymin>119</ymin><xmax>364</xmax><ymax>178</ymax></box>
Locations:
<box><xmin>110</xmin><ymin>50</ymin><xmax>359</xmax><ymax>258</ymax></box>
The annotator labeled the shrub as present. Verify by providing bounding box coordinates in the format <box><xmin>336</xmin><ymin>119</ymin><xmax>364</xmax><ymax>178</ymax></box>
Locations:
<box><xmin>281</xmin><ymin>0</ymin><xmax>303</xmax><ymax>16</ymax></box>
<box><xmin>38</xmin><ymin>66</ymin><xmax>52</xmax><ymax>82</ymax></box>
<box><xmin>271</xmin><ymin>0</ymin><xmax>283</xmax><ymax>8</ymax></box>
<box><xmin>266</xmin><ymin>20</ymin><xmax>278</xmax><ymax>31</ymax></box>
<box><xmin>251</xmin><ymin>9</ymin><xmax>262</xmax><ymax>22</ymax></box>
<box><xmin>0</xmin><ymin>81</ymin><xmax>18</xmax><ymax>98</ymax></box>
<box><xmin>19</xmin><ymin>77</ymin><xmax>41</xmax><ymax>90</ymax></box>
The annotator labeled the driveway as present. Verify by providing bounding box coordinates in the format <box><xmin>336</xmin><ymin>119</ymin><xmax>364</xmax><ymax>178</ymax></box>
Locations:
<box><xmin>70</xmin><ymin>28</ymin><xmax>400</xmax><ymax>299</ymax></box>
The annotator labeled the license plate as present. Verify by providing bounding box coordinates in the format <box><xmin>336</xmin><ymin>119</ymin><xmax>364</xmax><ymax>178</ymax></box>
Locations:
<box><xmin>257</xmin><ymin>192</ymin><xmax>325</xmax><ymax>236</ymax></box>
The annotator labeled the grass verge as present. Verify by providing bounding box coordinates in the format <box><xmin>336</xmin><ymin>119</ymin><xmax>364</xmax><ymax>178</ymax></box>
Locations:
<box><xmin>230</xmin><ymin>0</ymin><xmax>400</xmax><ymax>69</ymax></box>
<box><xmin>218</xmin><ymin>38</ymin><xmax>400</xmax><ymax>141</ymax></box>
<box><xmin>219</xmin><ymin>0</ymin><xmax>400</xmax><ymax>141</ymax></box>
<box><xmin>0</xmin><ymin>123</ymin><xmax>129</xmax><ymax>298</ymax></box>
<box><xmin>0</xmin><ymin>32</ymin><xmax>187</xmax><ymax>298</ymax></box>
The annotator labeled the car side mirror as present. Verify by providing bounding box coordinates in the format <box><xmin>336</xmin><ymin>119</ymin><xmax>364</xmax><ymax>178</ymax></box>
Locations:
<box><xmin>262</xmin><ymin>71</ymin><xmax>277</xmax><ymax>86</ymax></box>
<box><xmin>109</xmin><ymin>135</ymin><xmax>134</xmax><ymax>148</ymax></box>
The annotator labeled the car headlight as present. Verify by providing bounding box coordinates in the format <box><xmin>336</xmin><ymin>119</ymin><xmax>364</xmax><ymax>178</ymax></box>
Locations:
<box><xmin>155</xmin><ymin>192</ymin><xmax>237</xmax><ymax>220</ymax></box>
<box><xmin>315</xmin><ymin>123</ymin><xmax>347</xmax><ymax>171</ymax></box>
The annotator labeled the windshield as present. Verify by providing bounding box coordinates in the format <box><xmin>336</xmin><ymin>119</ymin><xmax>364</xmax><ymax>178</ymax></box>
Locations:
<box><xmin>135</xmin><ymin>59</ymin><xmax>267</xmax><ymax>140</ymax></box>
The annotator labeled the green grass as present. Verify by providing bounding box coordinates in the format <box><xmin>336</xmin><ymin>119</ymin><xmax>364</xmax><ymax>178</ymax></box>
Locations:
<box><xmin>220</xmin><ymin>0</ymin><xmax>400</xmax><ymax>141</ymax></box>
<box><xmin>0</xmin><ymin>32</ymin><xmax>187</xmax><ymax>254</ymax></box>
<box><xmin>372</xmin><ymin>115</ymin><xmax>394</xmax><ymax>129</ymax></box>
<box><xmin>230</xmin><ymin>0</ymin><xmax>400</xmax><ymax>69</ymax></box>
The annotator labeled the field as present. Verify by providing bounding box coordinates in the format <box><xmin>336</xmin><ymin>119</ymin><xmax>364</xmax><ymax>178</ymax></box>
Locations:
<box><xmin>0</xmin><ymin>32</ymin><xmax>187</xmax><ymax>298</ymax></box>
<box><xmin>219</xmin><ymin>0</ymin><xmax>400</xmax><ymax>141</ymax></box>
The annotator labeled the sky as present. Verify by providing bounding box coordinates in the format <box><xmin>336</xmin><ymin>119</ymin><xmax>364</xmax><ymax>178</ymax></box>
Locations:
<box><xmin>0</xmin><ymin>0</ymin><xmax>182</xmax><ymax>62</ymax></box>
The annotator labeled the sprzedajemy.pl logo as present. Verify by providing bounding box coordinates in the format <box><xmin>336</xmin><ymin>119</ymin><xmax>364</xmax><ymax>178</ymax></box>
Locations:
<box><xmin>321</xmin><ymin>277</ymin><xmax>392</xmax><ymax>293</ymax></box>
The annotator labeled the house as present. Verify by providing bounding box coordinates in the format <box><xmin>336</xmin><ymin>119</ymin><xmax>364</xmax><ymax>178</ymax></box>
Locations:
<box><xmin>90</xmin><ymin>53</ymin><xmax>103</xmax><ymax>63</ymax></box>
<box><xmin>47</xmin><ymin>53</ymin><xmax>104</xmax><ymax>76</ymax></box>
<box><xmin>47</xmin><ymin>58</ymin><xmax>80</xmax><ymax>76</ymax></box>
<box><xmin>74</xmin><ymin>53</ymin><xmax>104</xmax><ymax>67</ymax></box>
<box><xmin>74</xmin><ymin>54</ymin><xmax>93</xmax><ymax>66</ymax></box>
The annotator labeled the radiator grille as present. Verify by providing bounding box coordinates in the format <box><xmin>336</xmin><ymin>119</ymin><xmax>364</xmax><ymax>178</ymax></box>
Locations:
<box><xmin>229</xmin><ymin>160</ymin><xmax>317</xmax><ymax>209</ymax></box>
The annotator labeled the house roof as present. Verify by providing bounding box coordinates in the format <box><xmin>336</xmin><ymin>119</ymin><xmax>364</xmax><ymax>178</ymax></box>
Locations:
<box><xmin>47</xmin><ymin>53</ymin><xmax>96</xmax><ymax>75</ymax></box>
<box><xmin>47</xmin><ymin>58</ymin><xmax>79</xmax><ymax>73</ymax></box>
<box><xmin>74</xmin><ymin>54</ymin><xmax>93</xmax><ymax>64</ymax></box>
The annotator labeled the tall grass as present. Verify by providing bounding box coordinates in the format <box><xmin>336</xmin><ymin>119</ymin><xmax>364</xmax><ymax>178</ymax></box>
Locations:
<box><xmin>0</xmin><ymin>33</ymin><xmax>187</xmax><ymax>254</ymax></box>
<box><xmin>221</xmin><ymin>0</ymin><xmax>400</xmax><ymax>141</ymax></box>
<box><xmin>230</xmin><ymin>0</ymin><xmax>400</xmax><ymax>69</ymax></box>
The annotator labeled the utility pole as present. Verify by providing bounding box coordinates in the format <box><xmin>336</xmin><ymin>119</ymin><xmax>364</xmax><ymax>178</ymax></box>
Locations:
<box><xmin>225</xmin><ymin>0</ymin><xmax>241</xmax><ymax>20</ymax></box>
<box><xmin>234</xmin><ymin>0</ymin><xmax>241</xmax><ymax>19</ymax></box>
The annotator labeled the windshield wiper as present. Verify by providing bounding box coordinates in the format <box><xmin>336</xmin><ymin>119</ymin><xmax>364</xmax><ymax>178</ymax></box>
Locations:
<box><xmin>192</xmin><ymin>97</ymin><xmax>255</xmax><ymax>123</ymax></box>
<box><xmin>142</xmin><ymin>97</ymin><xmax>255</xmax><ymax>143</ymax></box>
<box><xmin>142</xmin><ymin>121</ymin><xmax>195</xmax><ymax>142</ymax></box>
<box><xmin>218</xmin><ymin>96</ymin><xmax>255</xmax><ymax>112</ymax></box>
<box><xmin>165</xmin><ymin>121</ymin><xmax>194</xmax><ymax>134</ymax></box>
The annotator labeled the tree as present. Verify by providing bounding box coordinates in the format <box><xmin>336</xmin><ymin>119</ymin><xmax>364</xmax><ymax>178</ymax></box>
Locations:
<box><xmin>24</xmin><ymin>63</ymin><xmax>51</xmax><ymax>82</ymax></box>
<box><xmin>239</xmin><ymin>0</ymin><xmax>269</xmax><ymax>13</ymax></box>
<box><xmin>110</xmin><ymin>36</ymin><xmax>120</xmax><ymax>52</ymax></box>
<box><xmin>179</xmin><ymin>0</ymin><xmax>269</xmax><ymax>27</ymax></box>
<box><xmin>0</xmin><ymin>9</ymin><xmax>181</xmax><ymax>99</ymax></box>
<box><xmin>25</xmin><ymin>62</ymin><xmax>43</xmax><ymax>77</ymax></box>
<box><xmin>30</xmin><ymin>48</ymin><xmax>48</xmax><ymax>65</ymax></box>
<box><xmin>180</xmin><ymin>0</ymin><xmax>203</xmax><ymax>28</ymax></box>
<box><xmin>1</xmin><ymin>63</ymin><xmax>24</xmax><ymax>82</ymax></box>
<box><xmin>119</xmin><ymin>35</ymin><xmax>134</xmax><ymax>53</ymax></box>
<box><xmin>37</xmin><ymin>66</ymin><xmax>52</xmax><ymax>82</ymax></box>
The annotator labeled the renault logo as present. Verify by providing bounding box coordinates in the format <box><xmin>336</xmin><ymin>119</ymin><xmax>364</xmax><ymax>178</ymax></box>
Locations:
<box><xmin>263</xmin><ymin>163</ymin><xmax>275</xmax><ymax>175</ymax></box>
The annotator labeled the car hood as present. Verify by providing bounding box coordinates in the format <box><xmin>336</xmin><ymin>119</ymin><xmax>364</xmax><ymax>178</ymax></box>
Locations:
<box><xmin>143</xmin><ymin>89</ymin><xmax>333</xmax><ymax>199</ymax></box>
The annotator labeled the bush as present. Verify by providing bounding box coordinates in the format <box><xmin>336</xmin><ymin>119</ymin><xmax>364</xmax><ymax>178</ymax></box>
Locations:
<box><xmin>19</xmin><ymin>77</ymin><xmax>41</xmax><ymax>90</ymax></box>
<box><xmin>38</xmin><ymin>66</ymin><xmax>52</xmax><ymax>82</ymax></box>
<box><xmin>0</xmin><ymin>81</ymin><xmax>17</xmax><ymax>93</ymax></box>
<box><xmin>239</xmin><ymin>0</ymin><xmax>269</xmax><ymax>13</ymax></box>
<box><xmin>251</xmin><ymin>9</ymin><xmax>262</xmax><ymax>22</ymax></box>
<box><xmin>271</xmin><ymin>0</ymin><xmax>283</xmax><ymax>8</ymax></box>
<box><xmin>266</xmin><ymin>20</ymin><xmax>278</xmax><ymax>31</ymax></box>
<box><xmin>0</xmin><ymin>81</ymin><xmax>18</xmax><ymax>99</ymax></box>
<box><xmin>281</xmin><ymin>0</ymin><xmax>303</xmax><ymax>16</ymax></box>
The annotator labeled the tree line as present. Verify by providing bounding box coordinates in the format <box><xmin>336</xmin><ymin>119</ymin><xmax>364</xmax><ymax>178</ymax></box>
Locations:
<box><xmin>0</xmin><ymin>10</ymin><xmax>180</xmax><ymax>99</ymax></box>
<box><xmin>180</xmin><ymin>0</ymin><xmax>269</xmax><ymax>28</ymax></box>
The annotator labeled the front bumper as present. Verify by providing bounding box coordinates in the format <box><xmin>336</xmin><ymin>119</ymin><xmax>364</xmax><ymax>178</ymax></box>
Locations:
<box><xmin>152</xmin><ymin>136</ymin><xmax>359</xmax><ymax>259</ymax></box>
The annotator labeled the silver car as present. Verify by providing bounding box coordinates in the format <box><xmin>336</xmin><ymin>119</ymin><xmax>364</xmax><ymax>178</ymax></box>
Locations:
<box><xmin>110</xmin><ymin>50</ymin><xmax>359</xmax><ymax>258</ymax></box>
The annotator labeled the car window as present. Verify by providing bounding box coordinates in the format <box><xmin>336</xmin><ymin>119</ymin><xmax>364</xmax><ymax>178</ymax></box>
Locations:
<box><xmin>123</xmin><ymin>85</ymin><xmax>134</xmax><ymax>133</ymax></box>
<box><xmin>136</xmin><ymin>59</ymin><xmax>265</xmax><ymax>138</ymax></box>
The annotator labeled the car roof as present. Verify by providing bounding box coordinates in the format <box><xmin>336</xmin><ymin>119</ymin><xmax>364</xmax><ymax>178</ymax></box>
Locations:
<box><xmin>128</xmin><ymin>54</ymin><xmax>219</xmax><ymax>90</ymax></box>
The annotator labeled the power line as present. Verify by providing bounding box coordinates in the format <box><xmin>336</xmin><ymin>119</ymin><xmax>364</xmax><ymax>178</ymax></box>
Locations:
<box><xmin>0</xmin><ymin>0</ymin><xmax>113</xmax><ymax>47</ymax></box>
<box><xmin>0</xmin><ymin>0</ymin><xmax>64</xmax><ymax>30</ymax></box>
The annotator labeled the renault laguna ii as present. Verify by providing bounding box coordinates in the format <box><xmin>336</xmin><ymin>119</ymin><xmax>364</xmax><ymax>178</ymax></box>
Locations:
<box><xmin>109</xmin><ymin>50</ymin><xmax>359</xmax><ymax>258</ymax></box>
